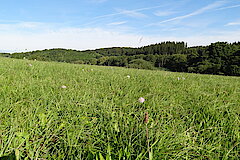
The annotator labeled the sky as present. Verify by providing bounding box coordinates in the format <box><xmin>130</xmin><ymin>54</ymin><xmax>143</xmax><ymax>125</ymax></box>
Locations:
<box><xmin>0</xmin><ymin>0</ymin><xmax>240</xmax><ymax>52</ymax></box>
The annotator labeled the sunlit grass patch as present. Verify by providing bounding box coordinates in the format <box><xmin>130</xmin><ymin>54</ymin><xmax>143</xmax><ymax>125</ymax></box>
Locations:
<box><xmin>0</xmin><ymin>57</ymin><xmax>239</xmax><ymax>159</ymax></box>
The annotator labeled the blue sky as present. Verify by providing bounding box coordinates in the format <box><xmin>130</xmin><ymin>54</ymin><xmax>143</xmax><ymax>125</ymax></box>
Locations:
<box><xmin>0</xmin><ymin>0</ymin><xmax>240</xmax><ymax>52</ymax></box>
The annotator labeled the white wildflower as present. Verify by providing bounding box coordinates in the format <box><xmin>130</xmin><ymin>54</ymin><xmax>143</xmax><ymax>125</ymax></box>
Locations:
<box><xmin>61</xmin><ymin>85</ymin><xmax>67</xmax><ymax>89</ymax></box>
<box><xmin>138</xmin><ymin>97</ymin><xmax>145</xmax><ymax>103</ymax></box>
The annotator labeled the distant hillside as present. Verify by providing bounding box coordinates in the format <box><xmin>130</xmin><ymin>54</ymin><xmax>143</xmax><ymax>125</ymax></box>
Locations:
<box><xmin>2</xmin><ymin>41</ymin><xmax>240</xmax><ymax>76</ymax></box>
<box><xmin>9</xmin><ymin>48</ymin><xmax>101</xmax><ymax>64</ymax></box>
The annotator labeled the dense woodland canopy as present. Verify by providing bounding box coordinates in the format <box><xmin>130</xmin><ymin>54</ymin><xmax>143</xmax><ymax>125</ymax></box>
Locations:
<box><xmin>1</xmin><ymin>41</ymin><xmax>240</xmax><ymax>76</ymax></box>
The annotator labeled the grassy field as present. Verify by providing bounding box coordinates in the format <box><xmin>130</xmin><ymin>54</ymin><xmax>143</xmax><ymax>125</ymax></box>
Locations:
<box><xmin>0</xmin><ymin>57</ymin><xmax>239</xmax><ymax>159</ymax></box>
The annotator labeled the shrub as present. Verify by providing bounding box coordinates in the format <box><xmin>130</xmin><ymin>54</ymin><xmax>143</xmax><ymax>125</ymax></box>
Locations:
<box><xmin>127</xmin><ymin>59</ymin><xmax>155</xmax><ymax>70</ymax></box>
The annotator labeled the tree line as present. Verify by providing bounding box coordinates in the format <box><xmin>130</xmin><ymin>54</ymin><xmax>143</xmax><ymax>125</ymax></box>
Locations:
<box><xmin>2</xmin><ymin>41</ymin><xmax>240</xmax><ymax>76</ymax></box>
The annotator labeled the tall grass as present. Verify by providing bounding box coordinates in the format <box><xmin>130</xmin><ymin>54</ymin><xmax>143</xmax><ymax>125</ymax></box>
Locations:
<box><xmin>0</xmin><ymin>57</ymin><xmax>239</xmax><ymax>159</ymax></box>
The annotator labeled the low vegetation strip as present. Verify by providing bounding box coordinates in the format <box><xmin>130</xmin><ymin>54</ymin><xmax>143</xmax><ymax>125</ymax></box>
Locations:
<box><xmin>0</xmin><ymin>57</ymin><xmax>239</xmax><ymax>159</ymax></box>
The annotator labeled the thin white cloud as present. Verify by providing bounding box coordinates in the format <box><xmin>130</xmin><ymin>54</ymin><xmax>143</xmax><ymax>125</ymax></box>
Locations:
<box><xmin>18</xmin><ymin>22</ymin><xmax>46</xmax><ymax>29</ymax></box>
<box><xmin>216</xmin><ymin>4</ymin><xmax>240</xmax><ymax>10</ymax></box>
<box><xmin>116</xmin><ymin>9</ymin><xmax>147</xmax><ymax>18</ymax></box>
<box><xmin>94</xmin><ymin>5</ymin><xmax>166</xmax><ymax>19</ymax></box>
<box><xmin>107</xmin><ymin>21</ymin><xmax>127</xmax><ymax>26</ymax></box>
<box><xmin>150</xmin><ymin>1</ymin><xmax>226</xmax><ymax>25</ymax></box>
<box><xmin>0</xmin><ymin>22</ymin><xmax>56</xmax><ymax>34</ymax></box>
<box><xmin>225</xmin><ymin>21</ymin><xmax>240</xmax><ymax>26</ymax></box>
<box><xmin>78</xmin><ymin>5</ymin><xmax>167</xmax><ymax>28</ymax></box>
<box><xmin>154</xmin><ymin>11</ymin><xmax>176</xmax><ymax>17</ymax></box>
<box><xmin>80</xmin><ymin>4</ymin><xmax>170</xmax><ymax>28</ymax></box>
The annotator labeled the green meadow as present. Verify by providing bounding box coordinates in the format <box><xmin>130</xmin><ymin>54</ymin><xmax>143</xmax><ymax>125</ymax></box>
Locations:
<box><xmin>0</xmin><ymin>57</ymin><xmax>239</xmax><ymax>159</ymax></box>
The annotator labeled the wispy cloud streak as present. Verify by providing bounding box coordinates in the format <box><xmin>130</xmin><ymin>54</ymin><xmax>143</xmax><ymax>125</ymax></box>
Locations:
<box><xmin>94</xmin><ymin>5</ymin><xmax>166</xmax><ymax>19</ymax></box>
<box><xmin>79</xmin><ymin>4</ymin><xmax>168</xmax><ymax>27</ymax></box>
<box><xmin>226</xmin><ymin>21</ymin><xmax>240</xmax><ymax>26</ymax></box>
<box><xmin>150</xmin><ymin>1</ymin><xmax>226</xmax><ymax>25</ymax></box>
<box><xmin>107</xmin><ymin>21</ymin><xmax>127</xmax><ymax>25</ymax></box>
<box><xmin>116</xmin><ymin>9</ymin><xmax>147</xmax><ymax>18</ymax></box>
<box><xmin>154</xmin><ymin>11</ymin><xmax>176</xmax><ymax>17</ymax></box>
<box><xmin>216</xmin><ymin>4</ymin><xmax>240</xmax><ymax>10</ymax></box>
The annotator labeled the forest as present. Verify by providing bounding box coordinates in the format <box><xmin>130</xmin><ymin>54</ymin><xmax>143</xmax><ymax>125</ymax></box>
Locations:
<box><xmin>2</xmin><ymin>41</ymin><xmax>240</xmax><ymax>76</ymax></box>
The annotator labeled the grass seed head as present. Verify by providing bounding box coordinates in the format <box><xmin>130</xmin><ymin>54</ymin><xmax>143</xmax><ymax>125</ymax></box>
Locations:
<box><xmin>144</xmin><ymin>112</ymin><xmax>149</xmax><ymax>124</ymax></box>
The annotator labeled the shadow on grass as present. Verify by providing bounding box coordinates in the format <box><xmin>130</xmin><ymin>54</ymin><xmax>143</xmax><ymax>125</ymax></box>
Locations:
<box><xmin>0</xmin><ymin>152</ymin><xmax>16</xmax><ymax>160</ymax></box>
